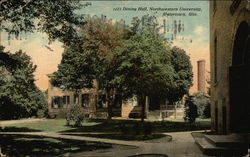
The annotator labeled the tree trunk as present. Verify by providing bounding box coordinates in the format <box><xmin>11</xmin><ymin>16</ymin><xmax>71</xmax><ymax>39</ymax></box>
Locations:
<box><xmin>141</xmin><ymin>95</ymin><xmax>148</xmax><ymax>122</ymax></box>
<box><xmin>106</xmin><ymin>88</ymin><xmax>113</xmax><ymax>119</ymax></box>
<box><xmin>95</xmin><ymin>81</ymin><xmax>99</xmax><ymax>111</ymax></box>
<box><xmin>95</xmin><ymin>93</ymin><xmax>99</xmax><ymax>111</ymax></box>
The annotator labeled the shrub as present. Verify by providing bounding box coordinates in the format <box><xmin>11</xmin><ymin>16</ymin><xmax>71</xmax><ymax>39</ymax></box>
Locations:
<box><xmin>66</xmin><ymin>104</ymin><xmax>86</xmax><ymax>127</ymax></box>
<box><xmin>184</xmin><ymin>92</ymin><xmax>211</xmax><ymax>123</ymax></box>
<box><xmin>191</xmin><ymin>92</ymin><xmax>210</xmax><ymax>118</ymax></box>
<box><xmin>184</xmin><ymin>95</ymin><xmax>198</xmax><ymax>124</ymax></box>
<box><xmin>36</xmin><ymin>109</ymin><xmax>45</xmax><ymax>118</ymax></box>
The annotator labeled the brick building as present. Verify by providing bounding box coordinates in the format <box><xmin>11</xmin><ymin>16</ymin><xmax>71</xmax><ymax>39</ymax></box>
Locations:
<box><xmin>47</xmin><ymin>74</ymin><xmax>185</xmax><ymax>119</ymax></box>
<box><xmin>194</xmin><ymin>0</ymin><xmax>250</xmax><ymax>156</ymax></box>
<box><xmin>47</xmin><ymin>74</ymin><xmax>144</xmax><ymax>119</ymax></box>
<box><xmin>210</xmin><ymin>0</ymin><xmax>249</xmax><ymax>135</ymax></box>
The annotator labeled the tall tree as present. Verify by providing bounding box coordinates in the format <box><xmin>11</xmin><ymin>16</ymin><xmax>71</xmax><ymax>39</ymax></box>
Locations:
<box><xmin>113</xmin><ymin>29</ymin><xmax>177</xmax><ymax>122</ymax></box>
<box><xmin>52</xmin><ymin>16</ymin><xmax>125</xmax><ymax>119</ymax></box>
<box><xmin>169</xmin><ymin>46</ymin><xmax>193</xmax><ymax>103</ymax></box>
<box><xmin>0</xmin><ymin>46</ymin><xmax>47</xmax><ymax>119</ymax></box>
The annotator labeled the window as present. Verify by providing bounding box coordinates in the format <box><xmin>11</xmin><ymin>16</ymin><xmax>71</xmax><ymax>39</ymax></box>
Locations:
<box><xmin>52</xmin><ymin>96</ymin><xmax>61</xmax><ymax>108</ymax></box>
<box><xmin>52</xmin><ymin>96</ymin><xmax>70</xmax><ymax>108</ymax></box>
<box><xmin>74</xmin><ymin>94</ymin><xmax>79</xmax><ymax>104</ymax></box>
<box><xmin>97</xmin><ymin>80</ymin><xmax>105</xmax><ymax>89</ymax></box>
<box><xmin>214</xmin><ymin>37</ymin><xmax>217</xmax><ymax>83</ymax></box>
<box><xmin>81</xmin><ymin>94</ymin><xmax>89</xmax><ymax>107</ymax></box>
<box><xmin>113</xmin><ymin>95</ymin><xmax>122</xmax><ymax>108</ymax></box>
<box><xmin>62</xmin><ymin>95</ymin><xmax>70</xmax><ymax>108</ymax></box>
<box><xmin>98</xmin><ymin>94</ymin><xmax>106</xmax><ymax>108</ymax></box>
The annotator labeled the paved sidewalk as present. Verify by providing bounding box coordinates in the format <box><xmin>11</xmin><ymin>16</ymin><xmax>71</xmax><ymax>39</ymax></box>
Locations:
<box><xmin>78</xmin><ymin>131</ymin><xmax>208</xmax><ymax>157</ymax></box>
<box><xmin>0</xmin><ymin>131</ymin><xmax>208</xmax><ymax>157</ymax></box>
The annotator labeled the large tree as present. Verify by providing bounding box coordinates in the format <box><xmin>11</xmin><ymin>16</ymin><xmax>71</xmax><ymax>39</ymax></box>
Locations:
<box><xmin>52</xmin><ymin>16</ymin><xmax>125</xmax><ymax>119</ymax></box>
<box><xmin>169</xmin><ymin>46</ymin><xmax>193</xmax><ymax>103</ymax></box>
<box><xmin>0</xmin><ymin>0</ymin><xmax>84</xmax><ymax>46</ymax></box>
<box><xmin>52</xmin><ymin>15</ymin><xmax>193</xmax><ymax>121</ymax></box>
<box><xmin>0</xmin><ymin>46</ymin><xmax>47</xmax><ymax>119</ymax></box>
<box><xmin>112</xmin><ymin>28</ymin><xmax>177</xmax><ymax>122</ymax></box>
<box><xmin>112</xmin><ymin>16</ymin><xmax>193</xmax><ymax>121</ymax></box>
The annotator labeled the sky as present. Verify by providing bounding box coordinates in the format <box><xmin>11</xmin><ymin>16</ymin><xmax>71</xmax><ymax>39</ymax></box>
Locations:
<box><xmin>1</xmin><ymin>1</ymin><xmax>210</xmax><ymax>93</ymax></box>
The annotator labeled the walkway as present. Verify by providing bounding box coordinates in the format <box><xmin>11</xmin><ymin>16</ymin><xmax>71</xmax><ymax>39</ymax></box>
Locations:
<box><xmin>0</xmin><ymin>131</ymin><xmax>208</xmax><ymax>157</ymax></box>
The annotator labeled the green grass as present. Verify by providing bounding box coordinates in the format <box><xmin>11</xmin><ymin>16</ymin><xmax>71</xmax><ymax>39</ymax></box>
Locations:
<box><xmin>63</xmin><ymin>133</ymin><xmax>170</xmax><ymax>141</ymax></box>
<box><xmin>0</xmin><ymin>119</ymin><xmax>100</xmax><ymax>132</ymax></box>
<box><xmin>0</xmin><ymin>118</ymin><xmax>211</xmax><ymax>134</ymax></box>
<box><xmin>0</xmin><ymin>134</ymin><xmax>112</xmax><ymax>157</ymax></box>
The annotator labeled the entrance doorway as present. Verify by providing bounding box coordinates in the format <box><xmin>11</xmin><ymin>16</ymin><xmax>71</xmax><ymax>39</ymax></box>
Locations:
<box><xmin>229</xmin><ymin>21</ymin><xmax>250</xmax><ymax>133</ymax></box>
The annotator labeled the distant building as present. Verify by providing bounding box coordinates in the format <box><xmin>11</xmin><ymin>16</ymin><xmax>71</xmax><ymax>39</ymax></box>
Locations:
<box><xmin>47</xmin><ymin>74</ymin><xmax>184</xmax><ymax>120</ymax></box>
<box><xmin>47</xmin><ymin>74</ymin><xmax>142</xmax><ymax>118</ymax></box>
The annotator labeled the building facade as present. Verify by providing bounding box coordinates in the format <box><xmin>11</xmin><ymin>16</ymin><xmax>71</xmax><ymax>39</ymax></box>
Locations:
<box><xmin>210</xmin><ymin>0</ymin><xmax>250</xmax><ymax>134</ymax></box>
<box><xmin>47</xmin><ymin>74</ymin><xmax>145</xmax><ymax>119</ymax></box>
<box><xmin>47</xmin><ymin>74</ymin><xmax>185</xmax><ymax>119</ymax></box>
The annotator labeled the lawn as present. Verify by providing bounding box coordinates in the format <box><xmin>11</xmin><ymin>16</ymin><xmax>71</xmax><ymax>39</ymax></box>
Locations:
<box><xmin>63</xmin><ymin>133</ymin><xmax>171</xmax><ymax>141</ymax></box>
<box><xmin>0</xmin><ymin>119</ymin><xmax>100</xmax><ymax>132</ymax></box>
<box><xmin>0</xmin><ymin>134</ymin><xmax>112</xmax><ymax>157</ymax></box>
<box><xmin>0</xmin><ymin>118</ymin><xmax>211</xmax><ymax>154</ymax></box>
<box><xmin>0</xmin><ymin>118</ymin><xmax>211</xmax><ymax>134</ymax></box>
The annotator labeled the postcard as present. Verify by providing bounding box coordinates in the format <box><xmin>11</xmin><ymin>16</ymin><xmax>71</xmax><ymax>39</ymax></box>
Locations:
<box><xmin>0</xmin><ymin>0</ymin><xmax>249</xmax><ymax>157</ymax></box>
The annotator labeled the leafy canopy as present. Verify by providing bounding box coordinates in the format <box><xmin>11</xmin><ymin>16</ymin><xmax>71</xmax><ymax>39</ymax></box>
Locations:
<box><xmin>0</xmin><ymin>46</ymin><xmax>47</xmax><ymax>119</ymax></box>
<box><xmin>113</xmin><ymin>28</ymin><xmax>177</xmax><ymax>98</ymax></box>
<box><xmin>52</xmin><ymin>15</ymin><xmax>193</xmax><ymax>106</ymax></box>
<box><xmin>52</xmin><ymin>16</ymin><xmax>125</xmax><ymax>92</ymax></box>
<box><xmin>1</xmin><ymin>0</ymin><xmax>84</xmax><ymax>46</ymax></box>
<box><xmin>169</xmin><ymin>46</ymin><xmax>193</xmax><ymax>102</ymax></box>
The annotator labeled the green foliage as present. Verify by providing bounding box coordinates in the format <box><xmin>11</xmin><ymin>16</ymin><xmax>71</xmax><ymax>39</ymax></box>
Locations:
<box><xmin>66</xmin><ymin>104</ymin><xmax>86</xmax><ymax>127</ymax></box>
<box><xmin>0</xmin><ymin>46</ymin><xmax>47</xmax><ymax>119</ymax></box>
<box><xmin>184</xmin><ymin>95</ymin><xmax>198</xmax><ymax>124</ymax></box>
<box><xmin>52</xmin><ymin>16</ymin><xmax>125</xmax><ymax>91</ymax></box>
<box><xmin>190</xmin><ymin>92</ymin><xmax>210</xmax><ymax>118</ymax></box>
<box><xmin>52</xmin><ymin>16</ymin><xmax>126</xmax><ymax>119</ymax></box>
<box><xmin>113</xmin><ymin>17</ymin><xmax>193</xmax><ymax>103</ymax></box>
<box><xmin>184</xmin><ymin>92</ymin><xmax>210</xmax><ymax>123</ymax></box>
<box><xmin>169</xmin><ymin>46</ymin><xmax>193</xmax><ymax>102</ymax></box>
<box><xmin>52</xmin><ymin>15</ymin><xmax>193</xmax><ymax>121</ymax></box>
<box><xmin>51</xmin><ymin>48</ymin><xmax>96</xmax><ymax>91</ymax></box>
<box><xmin>113</xmin><ymin>29</ymin><xmax>176</xmax><ymax>98</ymax></box>
<box><xmin>0</xmin><ymin>0</ymin><xmax>84</xmax><ymax>46</ymax></box>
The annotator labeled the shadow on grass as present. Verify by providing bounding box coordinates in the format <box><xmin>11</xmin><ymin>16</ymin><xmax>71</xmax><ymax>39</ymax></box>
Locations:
<box><xmin>0</xmin><ymin>126</ymin><xmax>41</xmax><ymax>132</ymax></box>
<box><xmin>63</xmin><ymin>133</ymin><xmax>170</xmax><ymax>141</ymax></box>
<box><xmin>0</xmin><ymin>134</ymin><xmax>112</xmax><ymax>157</ymax></box>
<box><xmin>128</xmin><ymin>154</ymin><xmax>168</xmax><ymax>157</ymax></box>
<box><xmin>60</xmin><ymin>119</ymin><xmax>210</xmax><ymax>134</ymax></box>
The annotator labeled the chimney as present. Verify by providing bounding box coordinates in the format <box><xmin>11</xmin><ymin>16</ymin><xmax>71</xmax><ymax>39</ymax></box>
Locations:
<box><xmin>197</xmin><ymin>60</ymin><xmax>206</xmax><ymax>93</ymax></box>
